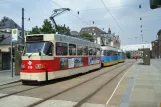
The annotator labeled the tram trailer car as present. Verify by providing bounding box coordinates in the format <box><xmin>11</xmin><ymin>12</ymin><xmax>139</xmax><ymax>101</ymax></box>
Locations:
<box><xmin>20</xmin><ymin>34</ymin><xmax>101</xmax><ymax>83</ymax></box>
<box><xmin>101</xmin><ymin>46</ymin><xmax>119</xmax><ymax>67</ymax></box>
<box><xmin>117</xmin><ymin>50</ymin><xmax>126</xmax><ymax>63</ymax></box>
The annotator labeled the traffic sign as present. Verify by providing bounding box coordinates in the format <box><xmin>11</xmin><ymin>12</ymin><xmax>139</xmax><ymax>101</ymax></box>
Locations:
<box><xmin>12</xmin><ymin>29</ymin><xmax>18</xmax><ymax>43</ymax></box>
<box><xmin>150</xmin><ymin>0</ymin><xmax>161</xmax><ymax>9</ymax></box>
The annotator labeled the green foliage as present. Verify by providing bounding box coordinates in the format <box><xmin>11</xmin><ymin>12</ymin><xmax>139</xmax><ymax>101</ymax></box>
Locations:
<box><xmin>126</xmin><ymin>52</ymin><xmax>131</xmax><ymax>59</ymax></box>
<box><xmin>41</xmin><ymin>19</ymin><xmax>55</xmax><ymax>34</ymax></box>
<box><xmin>29</xmin><ymin>19</ymin><xmax>70</xmax><ymax>35</ymax></box>
<box><xmin>56</xmin><ymin>25</ymin><xmax>70</xmax><ymax>35</ymax></box>
<box><xmin>29</xmin><ymin>26</ymin><xmax>41</xmax><ymax>34</ymax></box>
<box><xmin>80</xmin><ymin>33</ymin><xmax>94</xmax><ymax>42</ymax></box>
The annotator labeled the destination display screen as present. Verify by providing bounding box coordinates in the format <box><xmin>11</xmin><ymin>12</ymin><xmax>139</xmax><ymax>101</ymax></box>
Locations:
<box><xmin>26</xmin><ymin>35</ymin><xmax>43</xmax><ymax>41</ymax></box>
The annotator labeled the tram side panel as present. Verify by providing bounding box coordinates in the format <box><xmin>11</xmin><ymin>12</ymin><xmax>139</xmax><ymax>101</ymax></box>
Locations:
<box><xmin>101</xmin><ymin>56</ymin><xmax>113</xmax><ymax>66</ymax></box>
<box><xmin>21</xmin><ymin>56</ymin><xmax>101</xmax><ymax>82</ymax></box>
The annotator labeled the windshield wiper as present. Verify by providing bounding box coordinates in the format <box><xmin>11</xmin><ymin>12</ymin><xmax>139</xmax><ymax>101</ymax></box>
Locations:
<box><xmin>28</xmin><ymin>49</ymin><xmax>42</xmax><ymax>58</ymax></box>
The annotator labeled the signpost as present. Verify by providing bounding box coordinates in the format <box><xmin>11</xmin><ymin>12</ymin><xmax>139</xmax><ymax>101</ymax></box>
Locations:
<box><xmin>150</xmin><ymin>0</ymin><xmax>161</xmax><ymax>9</ymax></box>
<box><xmin>11</xmin><ymin>29</ymin><xmax>18</xmax><ymax>77</ymax></box>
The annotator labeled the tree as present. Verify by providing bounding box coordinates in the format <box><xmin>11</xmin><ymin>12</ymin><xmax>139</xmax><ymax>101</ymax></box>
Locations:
<box><xmin>29</xmin><ymin>26</ymin><xmax>41</xmax><ymax>34</ymax></box>
<box><xmin>29</xmin><ymin>19</ymin><xmax>71</xmax><ymax>35</ymax></box>
<box><xmin>56</xmin><ymin>25</ymin><xmax>70</xmax><ymax>35</ymax></box>
<box><xmin>41</xmin><ymin>19</ymin><xmax>55</xmax><ymax>34</ymax></box>
<box><xmin>126</xmin><ymin>52</ymin><xmax>131</xmax><ymax>59</ymax></box>
<box><xmin>80</xmin><ymin>33</ymin><xmax>94</xmax><ymax>42</ymax></box>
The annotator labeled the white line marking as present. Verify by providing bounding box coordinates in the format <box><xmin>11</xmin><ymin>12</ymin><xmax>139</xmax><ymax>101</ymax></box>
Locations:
<box><xmin>105</xmin><ymin>63</ymin><xmax>135</xmax><ymax>105</ymax></box>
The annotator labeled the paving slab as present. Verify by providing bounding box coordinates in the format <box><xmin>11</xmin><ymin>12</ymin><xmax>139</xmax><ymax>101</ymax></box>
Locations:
<box><xmin>122</xmin><ymin>59</ymin><xmax>161</xmax><ymax>107</ymax></box>
<box><xmin>0</xmin><ymin>70</ymin><xmax>20</xmax><ymax>85</ymax></box>
<box><xmin>106</xmin><ymin>59</ymin><xmax>161</xmax><ymax>107</ymax></box>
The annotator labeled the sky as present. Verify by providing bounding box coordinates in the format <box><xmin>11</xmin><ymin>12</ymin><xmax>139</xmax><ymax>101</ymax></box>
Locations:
<box><xmin>0</xmin><ymin>0</ymin><xmax>161</xmax><ymax>45</ymax></box>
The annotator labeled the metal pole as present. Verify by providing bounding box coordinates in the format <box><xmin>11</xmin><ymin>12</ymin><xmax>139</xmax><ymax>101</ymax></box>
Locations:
<box><xmin>11</xmin><ymin>34</ymin><xmax>13</xmax><ymax>77</ymax></box>
<box><xmin>22</xmin><ymin>8</ymin><xmax>24</xmax><ymax>44</ymax></box>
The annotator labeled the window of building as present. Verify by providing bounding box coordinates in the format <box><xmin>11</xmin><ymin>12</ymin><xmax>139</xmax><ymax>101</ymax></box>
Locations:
<box><xmin>83</xmin><ymin>46</ymin><xmax>88</xmax><ymax>55</ymax></box>
<box><xmin>92</xmin><ymin>28</ymin><xmax>95</xmax><ymax>30</ymax></box>
<box><xmin>77</xmin><ymin>45</ymin><xmax>83</xmax><ymax>55</ymax></box>
<box><xmin>56</xmin><ymin>42</ymin><xmax>68</xmax><ymax>55</ymax></box>
<box><xmin>69</xmin><ymin>44</ymin><xmax>76</xmax><ymax>55</ymax></box>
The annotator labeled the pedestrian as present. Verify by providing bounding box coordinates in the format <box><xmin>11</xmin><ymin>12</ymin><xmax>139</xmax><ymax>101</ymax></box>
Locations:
<box><xmin>136</xmin><ymin>56</ymin><xmax>137</xmax><ymax>61</ymax></box>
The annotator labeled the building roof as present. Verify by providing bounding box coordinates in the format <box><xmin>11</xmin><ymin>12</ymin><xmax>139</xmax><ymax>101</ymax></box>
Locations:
<box><xmin>151</xmin><ymin>40</ymin><xmax>158</xmax><ymax>43</ymax></box>
<box><xmin>121</xmin><ymin>44</ymin><xmax>152</xmax><ymax>51</ymax></box>
<box><xmin>158</xmin><ymin>29</ymin><xmax>161</xmax><ymax>36</ymax></box>
<box><xmin>0</xmin><ymin>36</ymin><xmax>11</xmax><ymax>45</ymax></box>
<box><xmin>0</xmin><ymin>31</ymin><xmax>11</xmax><ymax>45</ymax></box>
<box><xmin>80</xmin><ymin>26</ymin><xmax>106</xmax><ymax>37</ymax></box>
<box><xmin>0</xmin><ymin>17</ymin><xmax>21</xmax><ymax>29</ymax></box>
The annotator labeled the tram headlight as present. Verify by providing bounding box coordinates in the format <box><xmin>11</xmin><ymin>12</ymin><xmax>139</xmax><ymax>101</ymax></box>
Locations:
<box><xmin>35</xmin><ymin>64</ymin><xmax>45</xmax><ymax>69</ymax></box>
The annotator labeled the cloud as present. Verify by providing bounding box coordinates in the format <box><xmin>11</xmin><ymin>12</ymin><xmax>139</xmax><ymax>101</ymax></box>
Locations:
<box><xmin>0</xmin><ymin>0</ymin><xmax>161</xmax><ymax>45</ymax></box>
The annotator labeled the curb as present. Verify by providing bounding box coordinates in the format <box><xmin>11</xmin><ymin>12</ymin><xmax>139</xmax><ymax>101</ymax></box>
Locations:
<box><xmin>0</xmin><ymin>80</ymin><xmax>21</xmax><ymax>86</ymax></box>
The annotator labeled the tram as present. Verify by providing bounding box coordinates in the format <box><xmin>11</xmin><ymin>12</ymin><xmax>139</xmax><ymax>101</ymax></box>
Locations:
<box><xmin>117</xmin><ymin>50</ymin><xmax>126</xmax><ymax>63</ymax></box>
<box><xmin>20</xmin><ymin>34</ymin><xmax>101</xmax><ymax>82</ymax></box>
<box><xmin>101</xmin><ymin>46</ymin><xmax>119</xmax><ymax>67</ymax></box>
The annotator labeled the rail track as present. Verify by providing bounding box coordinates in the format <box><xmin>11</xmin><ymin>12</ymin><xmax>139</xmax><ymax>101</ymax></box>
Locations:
<box><xmin>26</xmin><ymin>61</ymin><xmax>134</xmax><ymax>107</ymax></box>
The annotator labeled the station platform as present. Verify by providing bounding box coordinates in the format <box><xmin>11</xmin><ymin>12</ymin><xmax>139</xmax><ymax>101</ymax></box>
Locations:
<box><xmin>107</xmin><ymin>59</ymin><xmax>161</xmax><ymax>107</ymax></box>
<box><xmin>0</xmin><ymin>70</ymin><xmax>20</xmax><ymax>85</ymax></box>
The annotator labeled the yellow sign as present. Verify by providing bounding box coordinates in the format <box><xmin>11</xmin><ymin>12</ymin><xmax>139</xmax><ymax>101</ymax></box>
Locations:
<box><xmin>13</xmin><ymin>29</ymin><xmax>17</xmax><ymax>34</ymax></box>
<box><xmin>12</xmin><ymin>29</ymin><xmax>18</xmax><ymax>42</ymax></box>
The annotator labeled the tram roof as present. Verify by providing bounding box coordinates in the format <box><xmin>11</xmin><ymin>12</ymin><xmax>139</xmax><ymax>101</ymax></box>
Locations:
<box><xmin>25</xmin><ymin>34</ymin><xmax>100</xmax><ymax>48</ymax></box>
<box><xmin>101</xmin><ymin>46</ymin><xmax>118</xmax><ymax>51</ymax></box>
<box><xmin>54</xmin><ymin>34</ymin><xmax>100</xmax><ymax>48</ymax></box>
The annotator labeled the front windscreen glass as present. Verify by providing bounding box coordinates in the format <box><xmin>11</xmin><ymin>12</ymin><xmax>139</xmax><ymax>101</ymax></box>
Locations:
<box><xmin>24</xmin><ymin>42</ymin><xmax>53</xmax><ymax>56</ymax></box>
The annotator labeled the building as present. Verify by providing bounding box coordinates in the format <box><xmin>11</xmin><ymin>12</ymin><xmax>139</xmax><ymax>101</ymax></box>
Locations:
<box><xmin>0</xmin><ymin>16</ymin><xmax>21</xmax><ymax>32</ymax></box>
<box><xmin>121</xmin><ymin>44</ymin><xmax>152</xmax><ymax>58</ymax></box>
<box><xmin>151</xmin><ymin>40</ymin><xmax>159</xmax><ymax>58</ymax></box>
<box><xmin>106</xmin><ymin>28</ymin><xmax>120</xmax><ymax>49</ymax></box>
<box><xmin>127</xmin><ymin>50</ymin><xmax>143</xmax><ymax>58</ymax></box>
<box><xmin>0</xmin><ymin>16</ymin><xmax>25</xmax><ymax>70</ymax></box>
<box><xmin>79</xmin><ymin>27</ymin><xmax>121</xmax><ymax>49</ymax></box>
<box><xmin>80</xmin><ymin>26</ymin><xmax>106</xmax><ymax>45</ymax></box>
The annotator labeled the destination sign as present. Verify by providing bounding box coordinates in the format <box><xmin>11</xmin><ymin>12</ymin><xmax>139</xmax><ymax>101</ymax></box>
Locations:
<box><xmin>26</xmin><ymin>35</ymin><xmax>43</xmax><ymax>41</ymax></box>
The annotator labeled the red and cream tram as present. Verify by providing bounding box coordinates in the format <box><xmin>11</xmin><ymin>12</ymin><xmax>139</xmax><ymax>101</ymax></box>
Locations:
<box><xmin>20</xmin><ymin>34</ymin><xmax>101</xmax><ymax>83</ymax></box>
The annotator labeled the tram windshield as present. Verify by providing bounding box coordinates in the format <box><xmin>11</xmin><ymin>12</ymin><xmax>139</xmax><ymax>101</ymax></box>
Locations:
<box><xmin>24</xmin><ymin>42</ymin><xmax>53</xmax><ymax>56</ymax></box>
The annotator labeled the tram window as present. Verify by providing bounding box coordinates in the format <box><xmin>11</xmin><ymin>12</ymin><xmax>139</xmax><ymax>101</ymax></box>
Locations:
<box><xmin>69</xmin><ymin>44</ymin><xmax>76</xmax><ymax>55</ymax></box>
<box><xmin>56</xmin><ymin>42</ymin><xmax>68</xmax><ymax>55</ymax></box>
<box><xmin>43</xmin><ymin>42</ymin><xmax>53</xmax><ymax>56</ymax></box>
<box><xmin>93</xmin><ymin>48</ymin><xmax>96</xmax><ymax>55</ymax></box>
<box><xmin>107</xmin><ymin>51</ymin><xmax>110</xmax><ymax>56</ymax></box>
<box><xmin>96</xmin><ymin>48</ymin><xmax>100</xmax><ymax>56</ymax></box>
<box><xmin>89</xmin><ymin>47</ymin><xmax>93</xmax><ymax>56</ymax></box>
<box><xmin>77</xmin><ymin>45</ymin><xmax>83</xmax><ymax>55</ymax></box>
<box><xmin>103</xmin><ymin>50</ymin><xmax>107</xmax><ymax>56</ymax></box>
<box><xmin>83</xmin><ymin>46</ymin><xmax>88</xmax><ymax>55</ymax></box>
